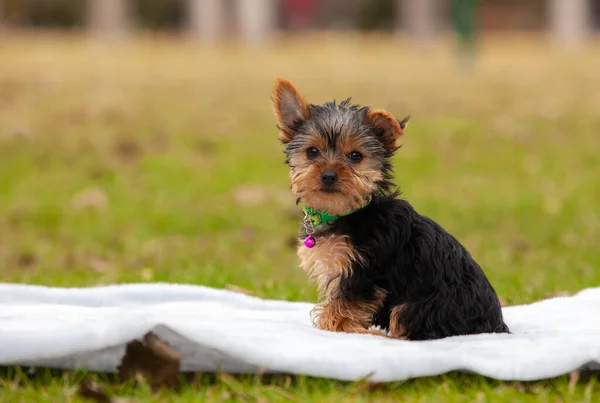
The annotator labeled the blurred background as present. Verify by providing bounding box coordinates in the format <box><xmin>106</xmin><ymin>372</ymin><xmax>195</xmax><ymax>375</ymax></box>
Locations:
<box><xmin>0</xmin><ymin>1</ymin><xmax>598</xmax><ymax>43</ymax></box>
<box><xmin>0</xmin><ymin>1</ymin><xmax>598</xmax><ymax>305</ymax></box>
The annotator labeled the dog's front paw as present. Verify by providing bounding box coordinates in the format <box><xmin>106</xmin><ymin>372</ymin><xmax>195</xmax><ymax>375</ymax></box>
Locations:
<box><xmin>309</xmin><ymin>303</ymin><xmax>331</xmax><ymax>330</ymax></box>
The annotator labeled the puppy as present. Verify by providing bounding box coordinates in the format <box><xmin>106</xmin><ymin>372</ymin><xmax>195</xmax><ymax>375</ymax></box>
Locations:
<box><xmin>272</xmin><ymin>77</ymin><xmax>509</xmax><ymax>340</ymax></box>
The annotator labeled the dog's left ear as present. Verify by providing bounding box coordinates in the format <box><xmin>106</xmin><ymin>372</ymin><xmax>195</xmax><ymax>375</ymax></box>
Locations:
<box><xmin>366</xmin><ymin>110</ymin><xmax>409</xmax><ymax>152</ymax></box>
<box><xmin>272</xmin><ymin>77</ymin><xmax>311</xmax><ymax>143</ymax></box>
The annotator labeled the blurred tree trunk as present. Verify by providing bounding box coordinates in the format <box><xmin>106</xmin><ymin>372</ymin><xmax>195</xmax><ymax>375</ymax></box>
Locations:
<box><xmin>187</xmin><ymin>0</ymin><xmax>223</xmax><ymax>42</ymax></box>
<box><xmin>549</xmin><ymin>0</ymin><xmax>590</xmax><ymax>46</ymax></box>
<box><xmin>187</xmin><ymin>0</ymin><xmax>275</xmax><ymax>44</ymax></box>
<box><xmin>396</xmin><ymin>0</ymin><xmax>439</xmax><ymax>42</ymax></box>
<box><xmin>87</xmin><ymin>0</ymin><xmax>130</xmax><ymax>39</ymax></box>
<box><xmin>236</xmin><ymin>0</ymin><xmax>276</xmax><ymax>44</ymax></box>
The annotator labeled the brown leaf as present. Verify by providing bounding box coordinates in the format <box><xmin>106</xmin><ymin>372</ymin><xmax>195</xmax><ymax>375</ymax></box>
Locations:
<box><xmin>512</xmin><ymin>238</ymin><xmax>531</xmax><ymax>254</ymax></box>
<box><xmin>139</xmin><ymin>267</ymin><xmax>154</xmax><ymax>281</ymax></box>
<box><xmin>239</xmin><ymin>227</ymin><xmax>257</xmax><ymax>243</ymax></box>
<box><xmin>509</xmin><ymin>381</ymin><xmax>526</xmax><ymax>393</ymax></box>
<box><xmin>118</xmin><ymin>332</ymin><xmax>181</xmax><ymax>392</ymax></box>
<box><xmin>113</xmin><ymin>139</ymin><xmax>142</xmax><ymax>161</ymax></box>
<box><xmin>3</xmin><ymin>124</ymin><xmax>33</xmax><ymax>139</ymax></box>
<box><xmin>350</xmin><ymin>372</ymin><xmax>377</xmax><ymax>394</ymax></box>
<box><xmin>366</xmin><ymin>382</ymin><xmax>385</xmax><ymax>393</ymax></box>
<box><xmin>196</xmin><ymin>139</ymin><xmax>216</xmax><ymax>156</ymax></box>
<box><xmin>88</xmin><ymin>256</ymin><xmax>113</xmax><ymax>274</ymax></box>
<box><xmin>225</xmin><ymin>284</ymin><xmax>255</xmax><ymax>296</ymax></box>
<box><xmin>231</xmin><ymin>186</ymin><xmax>269</xmax><ymax>206</ymax></box>
<box><xmin>17</xmin><ymin>252</ymin><xmax>37</xmax><ymax>268</ymax></box>
<box><xmin>568</xmin><ymin>371</ymin><xmax>580</xmax><ymax>394</ymax></box>
<box><xmin>197</xmin><ymin>236</ymin><xmax>212</xmax><ymax>251</ymax></box>
<box><xmin>71</xmin><ymin>187</ymin><xmax>109</xmax><ymax>211</ymax></box>
<box><xmin>77</xmin><ymin>380</ymin><xmax>114</xmax><ymax>403</ymax></box>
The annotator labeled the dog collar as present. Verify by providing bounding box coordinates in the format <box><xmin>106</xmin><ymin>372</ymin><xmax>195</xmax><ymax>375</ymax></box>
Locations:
<box><xmin>301</xmin><ymin>196</ymin><xmax>372</xmax><ymax>248</ymax></box>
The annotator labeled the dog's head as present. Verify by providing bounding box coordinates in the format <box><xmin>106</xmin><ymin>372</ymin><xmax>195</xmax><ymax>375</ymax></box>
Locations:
<box><xmin>272</xmin><ymin>77</ymin><xmax>409</xmax><ymax>215</ymax></box>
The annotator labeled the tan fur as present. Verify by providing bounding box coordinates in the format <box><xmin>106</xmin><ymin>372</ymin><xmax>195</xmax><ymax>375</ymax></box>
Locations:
<box><xmin>275</xmin><ymin>78</ymin><xmax>410</xmax><ymax>339</ymax></box>
<box><xmin>297</xmin><ymin>233</ymin><xmax>362</xmax><ymax>299</ymax></box>
<box><xmin>287</xmin><ymin>139</ymin><xmax>383</xmax><ymax>216</ymax></box>
<box><xmin>311</xmin><ymin>288</ymin><xmax>389</xmax><ymax>337</ymax></box>
<box><xmin>272</xmin><ymin>77</ymin><xmax>310</xmax><ymax>143</ymax></box>
<box><xmin>298</xmin><ymin>236</ymin><xmax>392</xmax><ymax>338</ymax></box>
<box><xmin>273</xmin><ymin>78</ymin><xmax>400</xmax><ymax>216</ymax></box>
<box><xmin>365</xmin><ymin>109</ymin><xmax>406</xmax><ymax>151</ymax></box>
<box><xmin>389</xmin><ymin>304</ymin><xmax>408</xmax><ymax>339</ymax></box>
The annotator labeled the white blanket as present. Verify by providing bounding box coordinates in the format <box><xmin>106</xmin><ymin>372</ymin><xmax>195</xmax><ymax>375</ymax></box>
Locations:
<box><xmin>0</xmin><ymin>283</ymin><xmax>599</xmax><ymax>382</ymax></box>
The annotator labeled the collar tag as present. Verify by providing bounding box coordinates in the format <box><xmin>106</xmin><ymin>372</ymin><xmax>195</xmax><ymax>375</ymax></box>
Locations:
<box><xmin>302</xmin><ymin>212</ymin><xmax>317</xmax><ymax>248</ymax></box>
<box><xmin>302</xmin><ymin>212</ymin><xmax>316</xmax><ymax>235</ymax></box>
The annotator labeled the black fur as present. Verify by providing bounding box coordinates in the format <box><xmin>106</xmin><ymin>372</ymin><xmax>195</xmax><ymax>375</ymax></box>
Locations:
<box><xmin>301</xmin><ymin>192</ymin><xmax>510</xmax><ymax>340</ymax></box>
<box><xmin>287</xmin><ymin>98</ymin><xmax>509</xmax><ymax>340</ymax></box>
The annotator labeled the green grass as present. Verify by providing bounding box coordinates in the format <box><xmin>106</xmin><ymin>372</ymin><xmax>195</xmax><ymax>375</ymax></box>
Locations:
<box><xmin>0</xmin><ymin>32</ymin><xmax>599</xmax><ymax>401</ymax></box>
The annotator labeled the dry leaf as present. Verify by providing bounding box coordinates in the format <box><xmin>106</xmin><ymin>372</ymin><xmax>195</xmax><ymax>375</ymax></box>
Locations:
<box><xmin>88</xmin><ymin>257</ymin><xmax>113</xmax><ymax>274</ymax></box>
<box><xmin>113</xmin><ymin>139</ymin><xmax>142</xmax><ymax>161</ymax></box>
<box><xmin>77</xmin><ymin>380</ymin><xmax>131</xmax><ymax>403</ymax></box>
<box><xmin>512</xmin><ymin>238</ymin><xmax>531</xmax><ymax>254</ymax></box>
<box><xmin>118</xmin><ymin>332</ymin><xmax>181</xmax><ymax>392</ymax></box>
<box><xmin>231</xmin><ymin>186</ymin><xmax>269</xmax><ymax>206</ymax></box>
<box><xmin>239</xmin><ymin>227</ymin><xmax>257</xmax><ymax>243</ymax></box>
<box><xmin>3</xmin><ymin>124</ymin><xmax>33</xmax><ymax>139</ymax></box>
<box><xmin>16</xmin><ymin>252</ymin><xmax>37</xmax><ymax>268</ymax></box>
<box><xmin>568</xmin><ymin>371</ymin><xmax>580</xmax><ymax>394</ymax></box>
<box><xmin>140</xmin><ymin>268</ymin><xmax>154</xmax><ymax>281</ymax></box>
<box><xmin>197</xmin><ymin>236</ymin><xmax>212</xmax><ymax>251</ymax></box>
<box><xmin>225</xmin><ymin>284</ymin><xmax>255</xmax><ymax>296</ymax></box>
<box><xmin>351</xmin><ymin>372</ymin><xmax>377</xmax><ymax>394</ymax></box>
<box><xmin>196</xmin><ymin>139</ymin><xmax>216</xmax><ymax>156</ymax></box>
<box><xmin>71</xmin><ymin>187</ymin><xmax>109</xmax><ymax>211</ymax></box>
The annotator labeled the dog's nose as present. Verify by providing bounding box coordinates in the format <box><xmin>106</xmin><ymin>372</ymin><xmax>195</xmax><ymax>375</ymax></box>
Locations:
<box><xmin>320</xmin><ymin>170</ymin><xmax>338</xmax><ymax>186</ymax></box>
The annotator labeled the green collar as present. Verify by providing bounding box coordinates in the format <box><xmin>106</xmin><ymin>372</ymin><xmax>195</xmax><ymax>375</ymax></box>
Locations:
<box><xmin>302</xmin><ymin>196</ymin><xmax>372</xmax><ymax>227</ymax></box>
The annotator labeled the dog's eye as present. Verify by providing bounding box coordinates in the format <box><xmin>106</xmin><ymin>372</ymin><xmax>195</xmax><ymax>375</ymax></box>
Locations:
<box><xmin>306</xmin><ymin>147</ymin><xmax>319</xmax><ymax>159</ymax></box>
<box><xmin>348</xmin><ymin>151</ymin><xmax>363</xmax><ymax>162</ymax></box>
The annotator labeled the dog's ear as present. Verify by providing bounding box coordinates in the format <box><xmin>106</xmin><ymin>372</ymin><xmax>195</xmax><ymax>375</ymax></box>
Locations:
<box><xmin>272</xmin><ymin>77</ymin><xmax>310</xmax><ymax>143</ymax></box>
<box><xmin>366</xmin><ymin>110</ymin><xmax>409</xmax><ymax>152</ymax></box>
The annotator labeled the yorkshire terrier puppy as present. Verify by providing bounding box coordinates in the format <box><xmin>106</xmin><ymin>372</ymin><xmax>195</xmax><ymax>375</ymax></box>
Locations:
<box><xmin>272</xmin><ymin>77</ymin><xmax>509</xmax><ymax>340</ymax></box>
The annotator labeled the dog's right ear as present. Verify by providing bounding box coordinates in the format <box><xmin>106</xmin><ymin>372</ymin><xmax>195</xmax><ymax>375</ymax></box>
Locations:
<box><xmin>366</xmin><ymin>109</ymin><xmax>408</xmax><ymax>152</ymax></box>
<box><xmin>272</xmin><ymin>77</ymin><xmax>310</xmax><ymax>143</ymax></box>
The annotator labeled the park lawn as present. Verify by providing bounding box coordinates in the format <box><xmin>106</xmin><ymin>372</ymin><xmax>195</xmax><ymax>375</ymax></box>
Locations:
<box><xmin>0</xmin><ymin>33</ymin><xmax>598</xmax><ymax>402</ymax></box>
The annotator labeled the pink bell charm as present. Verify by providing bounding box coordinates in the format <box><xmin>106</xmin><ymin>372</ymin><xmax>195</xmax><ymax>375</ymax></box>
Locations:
<box><xmin>304</xmin><ymin>235</ymin><xmax>316</xmax><ymax>248</ymax></box>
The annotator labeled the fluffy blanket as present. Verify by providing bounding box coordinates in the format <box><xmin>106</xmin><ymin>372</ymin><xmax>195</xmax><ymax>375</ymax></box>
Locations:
<box><xmin>0</xmin><ymin>283</ymin><xmax>599</xmax><ymax>382</ymax></box>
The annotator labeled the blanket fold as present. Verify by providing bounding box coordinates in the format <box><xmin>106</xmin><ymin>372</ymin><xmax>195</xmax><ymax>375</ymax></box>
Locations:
<box><xmin>1</xmin><ymin>283</ymin><xmax>599</xmax><ymax>382</ymax></box>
